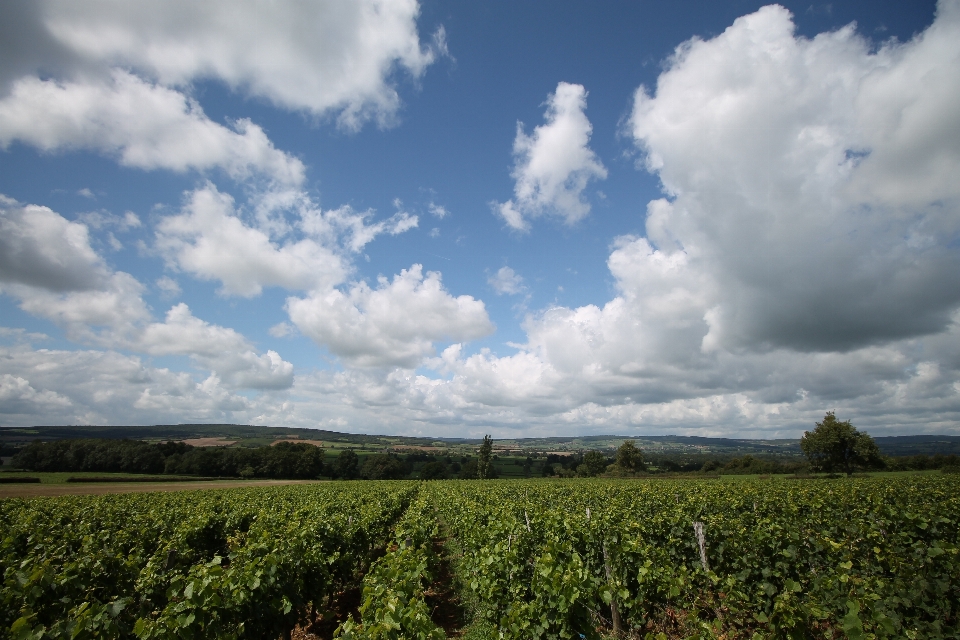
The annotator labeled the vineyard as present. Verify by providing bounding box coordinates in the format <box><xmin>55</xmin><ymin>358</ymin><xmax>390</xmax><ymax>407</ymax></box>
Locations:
<box><xmin>2</xmin><ymin>476</ymin><xmax>958</xmax><ymax>639</ymax></box>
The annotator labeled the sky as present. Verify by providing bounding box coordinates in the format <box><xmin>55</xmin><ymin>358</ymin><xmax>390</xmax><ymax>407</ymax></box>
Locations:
<box><xmin>1</xmin><ymin>0</ymin><xmax>958</xmax><ymax>439</ymax></box>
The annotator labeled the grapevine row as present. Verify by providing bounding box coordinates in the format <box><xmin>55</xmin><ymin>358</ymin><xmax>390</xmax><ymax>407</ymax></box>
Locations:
<box><xmin>427</xmin><ymin>476</ymin><xmax>960</xmax><ymax>639</ymax></box>
<box><xmin>1</xmin><ymin>482</ymin><xmax>415</xmax><ymax>639</ymax></box>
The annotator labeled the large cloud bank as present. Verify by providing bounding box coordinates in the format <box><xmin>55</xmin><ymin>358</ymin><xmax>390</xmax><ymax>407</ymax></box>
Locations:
<box><xmin>311</xmin><ymin>0</ymin><xmax>960</xmax><ymax>436</ymax></box>
<box><xmin>2</xmin><ymin>1</ymin><xmax>960</xmax><ymax>436</ymax></box>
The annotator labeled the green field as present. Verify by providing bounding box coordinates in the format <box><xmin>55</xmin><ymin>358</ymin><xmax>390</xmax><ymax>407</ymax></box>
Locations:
<box><xmin>2</xmin><ymin>476</ymin><xmax>957</xmax><ymax>639</ymax></box>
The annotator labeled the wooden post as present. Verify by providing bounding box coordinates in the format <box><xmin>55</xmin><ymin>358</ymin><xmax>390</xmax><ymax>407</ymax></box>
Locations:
<box><xmin>602</xmin><ymin>542</ymin><xmax>623</xmax><ymax>635</ymax></box>
<box><xmin>693</xmin><ymin>521</ymin><xmax>709</xmax><ymax>572</ymax></box>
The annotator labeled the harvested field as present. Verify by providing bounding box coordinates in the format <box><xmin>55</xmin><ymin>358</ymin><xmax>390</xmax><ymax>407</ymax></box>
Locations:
<box><xmin>180</xmin><ymin>437</ymin><xmax>238</xmax><ymax>447</ymax></box>
<box><xmin>0</xmin><ymin>478</ymin><xmax>317</xmax><ymax>499</ymax></box>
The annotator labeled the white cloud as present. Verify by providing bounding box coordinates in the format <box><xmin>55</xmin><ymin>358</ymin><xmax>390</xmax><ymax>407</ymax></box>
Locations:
<box><xmin>156</xmin><ymin>184</ymin><xmax>421</xmax><ymax>299</ymax></box>
<box><xmin>12</xmin><ymin>272</ymin><xmax>152</xmax><ymax>343</ymax></box>
<box><xmin>0</xmin><ymin>71</ymin><xmax>305</xmax><ymax>186</ymax></box>
<box><xmin>78</xmin><ymin>210</ymin><xmax>142</xmax><ymax>231</ymax></box>
<box><xmin>496</xmin><ymin>82</ymin><xmax>607</xmax><ymax>231</ymax></box>
<box><xmin>323</xmin><ymin>204</ymin><xmax>419</xmax><ymax>254</ymax></box>
<box><xmin>0</xmin><ymin>197</ymin><xmax>109</xmax><ymax>292</ymax></box>
<box><xmin>428</xmin><ymin>202</ymin><xmax>449</xmax><ymax>218</ymax></box>
<box><xmin>155</xmin><ymin>275</ymin><xmax>181</xmax><ymax>298</ymax></box>
<box><xmin>10</xmin><ymin>0</ymin><xmax>441</xmax><ymax>130</ymax></box>
<box><xmin>0</xmin><ymin>343</ymin><xmax>265</xmax><ymax>426</ymax></box>
<box><xmin>629</xmin><ymin>2</ymin><xmax>960</xmax><ymax>352</ymax></box>
<box><xmin>0</xmin><ymin>0</ymin><xmax>443</xmax><ymax>193</ymax></box>
<box><xmin>269</xmin><ymin>322</ymin><xmax>296</xmax><ymax>338</ymax></box>
<box><xmin>138</xmin><ymin>303</ymin><xmax>294</xmax><ymax>389</ymax></box>
<box><xmin>488</xmin><ymin>266</ymin><xmax>526</xmax><ymax>295</ymax></box>
<box><xmin>287</xmin><ymin>264</ymin><xmax>494</xmax><ymax>368</ymax></box>
<box><xmin>0</xmin><ymin>373</ymin><xmax>72</xmax><ymax>413</ymax></box>
<box><xmin>267</xmin><ymin>2</ymin><xmax>960</xmax><ymax>436</ymax></box>
<box><xmin>1</xmin><ymin>197</ymin><xmax>294</xmax><ymax>390</ymax></box>
<box><xmin>156</xmin><ymin>185</ymin><xmax>348</xmax><ymax>297</ymax></box>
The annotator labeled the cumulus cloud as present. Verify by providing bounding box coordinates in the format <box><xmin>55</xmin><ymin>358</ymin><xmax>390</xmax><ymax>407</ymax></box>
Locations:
<box><xmin>0</xmin><ymin>71</ymin><xmax>305</xmax><ymax>186</ymax></box>
<box><xmin>287</xmin><ymin>264</ymin><xmax>494</xmax><ymax>368</ymax></box>
<box><xmin>496</xmin><ymin>82</ymin><xmax>607</xmax><ymax>231</ymax></box>
<box><xmin>12</xmin><ymin>272</ymin><xmax>153</xmax><ymax>344</ymax></box>
<box><xmin>488</xmin><ymin>266</ymin><xmax>526</xmax><ymax>295</ymax></box>
<box><xmin>0</xmin><ymin>197</ymin><xmax>109</xmax><ymax>292</ymax></box>
<box><xmin>0</xmin><ymin>373</ymin><xmax>72</xmax><ymax>414</ymax></box>
<box><xmin>0</xmin><ymin>196</ymin><xmax>294</xmax><ymax>390</ymax></box>
<box><xmin>155</xmin><ymin>184</ymin><xmax>419</xmax><ymax>298</ymax></box>
<box><xmin>156</xmin><ymin>185</ymin><xmax>348</xmax><ymax>297</ymax></box>
<box><xmin>408</xmin><ymin>0</ymin><xmax>960</xmax><ymax>434</ymax></box>
<box><xmin>153</xmin><ymin>184</ymin><xmax>488</xmax><ymax>372</ymax></box>
<box><xmin>138</xmin><ymin>303</ymin><xmax>294</xmax><ymax>389</ymax></box>
<box><xmin>0</xmin><ymin>0</ymin><xmax>443</xmax><ymax>193</ymax></box>
<box><xmin>279</xmin><ymin>1</ymin><xmax>960</xmax><ymax>436</ymax></box>
<box><xmin>3</xmin><ymin>0</ymin><xmax>440</xmax><ymax>130</ymax></box>
<box><xmin>0</xmin><ymin>343</ymin><xmax>264</xmax><ymax>426</ymax></box>
<box><xmin>629</xmin><ymin>2</ymin><xmax>960</xmax><ymax>352</ymax></box>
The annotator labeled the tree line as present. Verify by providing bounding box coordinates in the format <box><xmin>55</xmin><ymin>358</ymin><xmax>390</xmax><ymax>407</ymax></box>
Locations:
<box><xmin>9</xmin><ymin>415</ymin><xmax>955</xmax><ymax>480</ymax></box>
<box><xmin>11</xmin><ymin>439</ymin><xmax>324</xmax><ymax>479</ymax></box>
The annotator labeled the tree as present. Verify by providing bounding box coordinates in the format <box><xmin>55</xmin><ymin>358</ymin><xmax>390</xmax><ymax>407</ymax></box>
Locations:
<box><xmin>615</xmin><ymin>441</ymin><xmax>646</xmax><ymax>473</ymax></box>
<box><xmin>458</xmin><ymin>460</ymin><xmax>479</xmax><ymax>479</ymax></box>
<box><xmin>361</xmin><ymin>453</ymin><xmax>409</xmax><ymax>480</ymax></box>
<box><xmin>477</xmin><ymin>435</ymin><xmax>494</xmax><ymax>479</ymax></box>
<box><xmin>332</xmin><ymin>449</ymin><xmax>359</xmax><ymax>479</ymax></box>
<box><xmin>419</xmin><ymin>461</ymin><xmax>448</xmax><ymax>480</ymax></box>
<box><xmin>577</xmin><ymin>450</ymin><xmax>609</xmax><ymax>477</ymax></box>
<box><xmin>800</xmin><ymin>412</ymin><xmax>883</xmax><ymax>476</ymax></box>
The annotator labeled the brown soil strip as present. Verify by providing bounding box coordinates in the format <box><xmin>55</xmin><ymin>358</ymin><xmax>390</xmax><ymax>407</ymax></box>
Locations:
<box><xmin>425</xmin><ymin>537</ymin><xmax>467</xmax><ymax>637</ymax></box>
<box><xmin>291</xmin><ymin>586</ymin><xmax>363</xmax><ymax>640</ymax></box>
<box><xmin>0</xmin><ymin>479</ymin><xmax>318</xmax><ymax>499</ymax></box>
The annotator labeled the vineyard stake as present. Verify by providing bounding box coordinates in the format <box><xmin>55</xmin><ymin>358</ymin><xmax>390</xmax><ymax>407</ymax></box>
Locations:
<box><xmin>693</xmin><ymin>521</ymin><xmax>709</xmax><ymax>572</ymax></box>
<box><xmin>602</xmin><ymin>542</ymin><xmax>623</xmax><ymax>635</ymax></box>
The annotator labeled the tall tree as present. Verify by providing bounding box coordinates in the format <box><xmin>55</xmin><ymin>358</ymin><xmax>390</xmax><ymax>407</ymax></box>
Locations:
<box><xmin>615</xmin><ymin>441</ymin><xmax>646</xmax><ymax>473</ymax></box>
<box><xmin>800</xmin><ymin>412</ymin><xmax>883</xmax><ymax>476</ymax></box>
<box><xmin>577</xmin><ymin>450</ymin><xmax>609</xmax><ymax>477</ymax></box>
<box><xmin>477</xmin><ymin>435</ymin><xmax>494</xmax><ymax>479</ymax></box>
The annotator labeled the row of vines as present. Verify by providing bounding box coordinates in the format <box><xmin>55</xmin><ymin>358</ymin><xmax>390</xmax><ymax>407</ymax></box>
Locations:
<box><xmin>427</xmin><ymin>476</ymin><xmax>960</xmax><ymax>639</ymax></box>
<box><xmin>1</xmin><ymin>483</ymin><xmax>415</xmax><ymax>639</ymax></box>
<box><xmin>2</xmin><ymin>476</ymin><xmax>959</xmax><ymax>639</ymax></box>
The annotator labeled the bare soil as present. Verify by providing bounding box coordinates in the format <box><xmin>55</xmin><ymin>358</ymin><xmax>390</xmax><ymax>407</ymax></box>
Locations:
<box><xmin>180</xmin><ymin>437</ymin><xmax>238</xmax><ymax>447</ymax></box>
<box><xmin>0</xmin><ymin>479</ymin><xmax>317</xmax><ymax>499</ymax></box>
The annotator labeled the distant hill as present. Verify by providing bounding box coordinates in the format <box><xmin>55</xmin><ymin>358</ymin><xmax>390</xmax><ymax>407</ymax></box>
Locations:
<box><xmin>2</xmin><ymin>425</ymin><xmax>958</xmax><ymax>458</ymax></box>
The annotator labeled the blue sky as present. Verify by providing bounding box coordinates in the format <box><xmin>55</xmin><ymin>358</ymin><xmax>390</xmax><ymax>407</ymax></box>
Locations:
<box><xmin>1</xmin><ymin>0</ymin><xmax>958</xmax><ymax>438</ymax></box>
